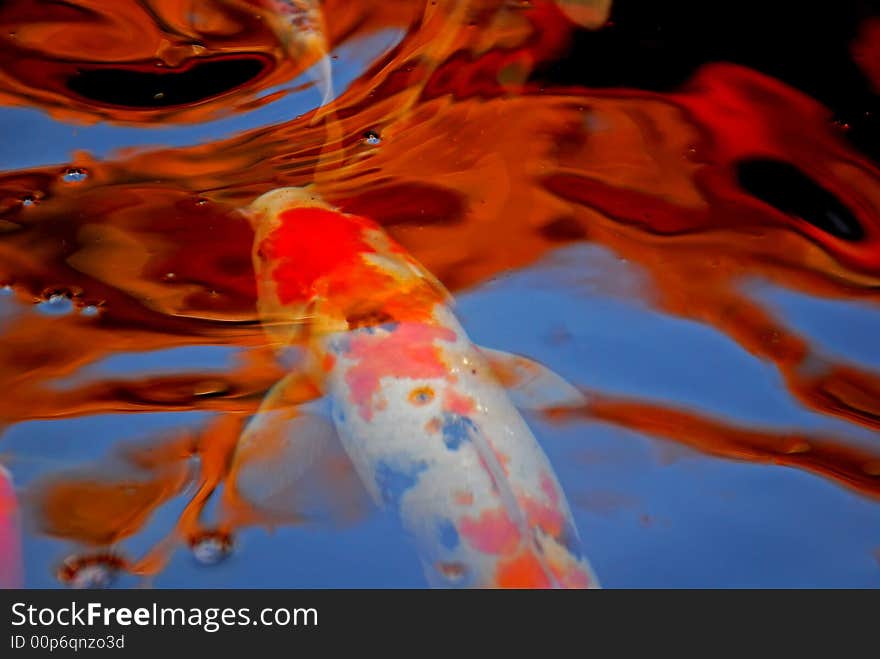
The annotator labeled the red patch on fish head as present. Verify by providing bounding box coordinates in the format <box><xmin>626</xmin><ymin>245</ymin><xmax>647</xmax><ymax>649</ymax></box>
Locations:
<box><xmin>258</xmin><ymin>206</ymin><xmax>444</xmax><ymax>326</ymax></box>
<box><xmin>259</xmin><ymin>207</ymin><xmax>378</xmax><ymax>304</ymax></box>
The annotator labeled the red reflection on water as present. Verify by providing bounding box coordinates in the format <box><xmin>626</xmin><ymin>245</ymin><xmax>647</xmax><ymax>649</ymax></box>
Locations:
<box><xmin>854</xmin><ymin>17</ymin><xmax>880</xmax><ymax>93</ymax></box>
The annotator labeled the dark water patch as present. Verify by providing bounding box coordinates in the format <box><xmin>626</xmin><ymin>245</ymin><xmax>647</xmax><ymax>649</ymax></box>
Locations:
<box><xmin>67</xmin><ymin>55</ymin><xmax>270</xmax><ymax>108</ymax></box>
<box><xmin>736</xmin><ymin>158</ymin><xmax>865</xmax><ymax>242</ymax></box>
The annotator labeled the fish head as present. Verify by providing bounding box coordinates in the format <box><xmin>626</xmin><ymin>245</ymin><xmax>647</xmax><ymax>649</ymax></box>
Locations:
<box><xmin>245</xmin><ymin>186</ymin><xmax>450</xmax><ymax>343</ymax></box>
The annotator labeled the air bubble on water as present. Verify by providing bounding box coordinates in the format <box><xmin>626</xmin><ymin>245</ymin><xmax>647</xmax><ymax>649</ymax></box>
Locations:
<box><xmin>153</xmin><ymin>91</ymin><xmax>165</xmax><ymax>100</ymax></box>
<box><xmin>190</xmin><ymin>531</ymin><xmax>233</xmax><ymax>566</ymax></box>
<box><xmin>57</xmin><ymin>555</ymin><xmax>123</xmax><ymax>589</ymax></box>
<box><xmin>62</xmin><ymin>167</ymin><xmax>88</xmax><ymax>184</ymax></box>
<box><xmin>363</xmin><ymin>130</ymin><xmax>382</xmax><ymax>146</ymax></box>
<box><xmin>0</xmin><ymin>285</ymin><xmax>12</xmax><ymax>296</ymax></box>
<box><xmin>81</xmin><ymin>304</ymin><xmax>102</xmax><ymax>317</ymax></box>
<box><xmin>162</xmin><ymin>272</ymin><xmax>177</xmax><ymax>282</ymax></box>
<box><xmin>21</xmin><ymin>194</ymin><xmax>37</xmax><ymax>207</ymax></box>
<box><xmin>37</xmin><ymin>293</ymin><xmax>74</xmax><ymax>316</ymax></box>
<box><xmin>69</xmin><ymin>564</ymin><xmax>114</xmax><ymax>588</ymax></box>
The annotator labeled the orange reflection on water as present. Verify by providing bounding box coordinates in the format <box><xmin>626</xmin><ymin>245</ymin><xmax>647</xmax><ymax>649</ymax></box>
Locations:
<box><xmin>0</xmin><ymin>0</ymin><xmax>878</xmax><ymax>581</ymax></box>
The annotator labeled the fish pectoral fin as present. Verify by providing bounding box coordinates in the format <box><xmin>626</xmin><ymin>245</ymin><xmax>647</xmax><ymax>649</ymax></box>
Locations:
<box><xmin>255</xmin><ymin>369</ymin><xmax>324</xmax><ymax>412</ymax></box>
<box><xmin>224</xmin><ymin>377</ymin><xmax>369</xmax><ymax>526</ymax></box>
<box><xmin>477</xmin><ymin>347</ymin><xmax>587</xmax><ymax>411</ymax></box>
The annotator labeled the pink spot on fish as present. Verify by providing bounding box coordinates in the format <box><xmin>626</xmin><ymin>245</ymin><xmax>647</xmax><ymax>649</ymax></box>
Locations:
<box><xmin>443</xmin><ymin>388</ymin><xmax>475</xmax><ymax>415</ymax></box>
<box><xmin>344</xmin><ymin>323</ymin><xmax>457</xmax><ymax>420</ymax></box>
<box><xmin>459</xmin><ymin>508</ymin><xmax>521</xmax><ymax>555</ymax></box>
<box><xmin>540</xmin><ymin>472</ymin><xmax>561</xmax><ymax>506</ymax></box>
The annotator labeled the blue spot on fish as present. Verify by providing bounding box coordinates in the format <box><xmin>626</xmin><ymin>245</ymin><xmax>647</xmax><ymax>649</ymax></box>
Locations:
<box><xmin>328</xmin><ymin>334</ymin><xmax>352</xmax><ymax>355</ymax></box>
<box><xmin>437</xmin><ymin>519</ymin><xmax>460</xmax><ymax>551</ymax></box>
<box><xmin>374</xmin><ymin>460</ymin><xmax>428</xmax><ymax>507</ymax></box>
<box><xmin>329</xmin><ymin>399</ymin><xmax>346</xmax><ymax>424</ymax></box>
<box><xmin>441</xmin><ymin>413</ymin><xmax>477</xmax><ymax>451</ymax></box>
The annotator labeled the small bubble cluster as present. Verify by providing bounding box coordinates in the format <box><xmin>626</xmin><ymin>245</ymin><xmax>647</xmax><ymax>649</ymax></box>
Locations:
<box><xmin>189</xmin><ymin>530</ymin><xmax>234</xmax><ymax>566</ymax></box>
<box><xmin>62</xmin><ymin>167</ymin><xmax>88</xmax><ymax>183</ymax></box>
<box><xmin>36</xmin><ymin>292</ymin><xmax>75</xmax><ymax>316</ymax></box>
<box><xmin>57</xmin><ymin>554</ymin><xmax>126</xmax><ymax>589</ymax></box>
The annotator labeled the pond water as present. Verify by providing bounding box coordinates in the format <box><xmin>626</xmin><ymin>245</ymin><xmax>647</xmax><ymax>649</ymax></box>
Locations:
<box><xmin>0</xmin><ymin>0</ymin><xmax>879</xmax><ymax>588</ymax></box>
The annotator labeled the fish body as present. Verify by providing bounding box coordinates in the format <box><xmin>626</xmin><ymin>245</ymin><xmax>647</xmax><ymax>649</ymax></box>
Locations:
<box><xmin>243</xmin><ymin>187</ymin><xmax>598</xmax><ymax>588</ymax></box>
<box><xmin>0</xmin><ymin>466</ymin><xmax>22</xmax><ymax>588</ymax></box>
<box><xmin>254</xmin><ymin>0</ymin><xmax>334</xmax><ymax>106</ymax></box>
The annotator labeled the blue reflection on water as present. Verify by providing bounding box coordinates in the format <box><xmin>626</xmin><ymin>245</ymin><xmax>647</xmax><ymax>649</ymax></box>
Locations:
<box><xmin>4</xmin><ymin>242</ymin><xmax>879</xmax><ymax>587</ymax></box>
<box><xmin>0</xmin><ymin>29</ymin><xmax>402</xmax><ymax>172</ymax></box>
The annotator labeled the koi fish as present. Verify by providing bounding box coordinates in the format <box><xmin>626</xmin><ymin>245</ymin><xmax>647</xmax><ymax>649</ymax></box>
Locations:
<box><xmin>235</xmin><ymin>186</ymin><xmax>599</xmax><ymax>588</ymax></box>
<box><xmin>0</xmin><ymin>465</ymin><xmax>22</xmax><ymax>588</ymax></box>
<box><xmin>236</xmin><ymin>0</ymin><xmax>334</xmax><ymax>106</ymax></box>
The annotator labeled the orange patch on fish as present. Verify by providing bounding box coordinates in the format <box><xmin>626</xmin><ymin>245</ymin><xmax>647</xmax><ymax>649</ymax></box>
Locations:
<box><xmin>437</xmin><ymin>561</ymin><xmax>467</xmax><ymax>580</ymax></box>
<box><xmin>453</xmin><ymin>490</ymin><xmax>474</xmax><ymax>506</ymax></box>
<box><xmin>520</xmin><ymin>493</ymin><xmax>566</xmax><ymax>538</ymax></box>
<box><xmin>344</xmin><ymin>323</ymin><xmax>456</xmax><ymax>420</ymax></box>
<box><xmin>496</xmin><ymin>550</ymin><xmax>553</xmax><ymax>588</ymax></box>
<box><xmin>321</xmin><ymin>353</ymin><xmax>336</xmax><ymax>372</ymax></box>
<box><xmin>459</xmin><ymin>508</ymin><xmax>520</xmax><ymax>554</ymax></box>
<box><xmin>409</xmin><ymin>386</ymin><xmax>435</xmax><ymax>406</ymax></box>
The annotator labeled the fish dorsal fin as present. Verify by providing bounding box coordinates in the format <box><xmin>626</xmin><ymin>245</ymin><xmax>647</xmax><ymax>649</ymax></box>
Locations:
<box><xmin>478</xmin><ymin>347</ymin><xmax>587</xmax><ymax>411</ymax></box>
